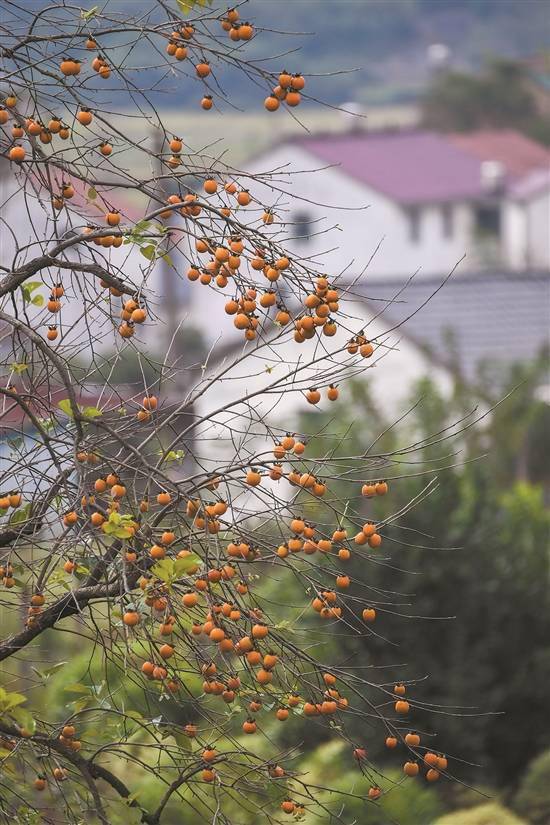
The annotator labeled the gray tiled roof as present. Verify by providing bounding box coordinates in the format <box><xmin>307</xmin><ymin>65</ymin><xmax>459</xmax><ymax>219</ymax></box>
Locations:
<box><xmin>354</xmin><ymin>272</ymin><xmax>550</xmax><ymax>387</ymax></box>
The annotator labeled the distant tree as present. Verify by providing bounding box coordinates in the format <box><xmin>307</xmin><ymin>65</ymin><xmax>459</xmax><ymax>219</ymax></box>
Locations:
<box><xmin>513</xmin><ymin>748</ymin><xmax>550</xmax><ymax>825</ymax></box>
<box><xmin>298</xmin><ymin>360</ymin><xmax>550</xmax><ymax>787</ymax></box>
<box><xmin>434</xmin><ymin>802</ymin><xmax>527</xmax><ymax>825</ymax></box>
<box><xmin>422</xmin><ymin>59</ymin><xmax>550</xmax><ymax>145</ymax></box>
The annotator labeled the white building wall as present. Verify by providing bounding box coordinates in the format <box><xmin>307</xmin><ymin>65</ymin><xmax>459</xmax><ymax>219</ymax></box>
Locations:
<box><xmin>1</xmin><ymin>157</ymin><xmax>456</xmax><ymax>482</ymax></box>
<box><xmin>502</xmin><ymin>200</ymin><xmax>528</xmax><ymax>270</ymax></box>
<box><xmin>0</xmin><ymin>168</ymin><xmax>182</xmax><ymax>356</ymax></box>
<box><xmin>193</xmin><ymin>297</ymin><xmax>454</xmax><ymax>457</ymax></box>
<box><xmin>245</xmin><ymin>144</ymin><xmax>475</xmax><ymax>279</ymax></box>
<box><xmin>526</xmin><ymin>190</ymin><xmax>550</xmax><ymax>269</ymax></box>
<box><xmin>502</xmin><ymin>189</ymin><xmax>550</xmax><ymax>271</ymax></box>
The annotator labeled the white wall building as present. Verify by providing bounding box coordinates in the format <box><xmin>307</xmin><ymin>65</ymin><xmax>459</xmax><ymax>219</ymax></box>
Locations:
<box><xmin>243</xmin><ymin>128</ymin><xmax>549</xmax><ymax>279</ymax></box>
<box><xmin>2</xmin><ymin>127</ymin><xmax>548</xmax><ymax>452</ymax></box>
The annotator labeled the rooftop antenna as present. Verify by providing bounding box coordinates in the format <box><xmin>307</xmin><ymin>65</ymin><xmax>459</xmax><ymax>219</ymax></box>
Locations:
<box><xmin>427</xmin><ymin>43</ymin><xmax>451</xmax><ymax>73</ymax></box>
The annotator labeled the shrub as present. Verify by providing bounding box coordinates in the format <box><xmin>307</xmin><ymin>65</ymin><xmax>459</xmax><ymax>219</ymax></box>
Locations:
<box><xmin>434</xmin><ymin>802</ymin><xmax>527</xmax><ymax>825</ymax></box>
<box><xmin>513</xmin><ymin>748</ymin><xmax>550</xmax><ymax>825</ymax></box>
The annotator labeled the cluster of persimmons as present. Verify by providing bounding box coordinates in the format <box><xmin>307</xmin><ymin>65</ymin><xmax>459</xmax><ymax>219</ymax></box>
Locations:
<box><xmin>0</xmin><ymin>2</ymin><xmax>453</xmax><ymax>820</ymax></box>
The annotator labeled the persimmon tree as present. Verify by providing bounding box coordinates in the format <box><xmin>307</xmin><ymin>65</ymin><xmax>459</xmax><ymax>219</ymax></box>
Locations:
<box><xmin>1</xmin><ymin>2</ymin><xmax>467</xmax><ymax>823</ymax></box>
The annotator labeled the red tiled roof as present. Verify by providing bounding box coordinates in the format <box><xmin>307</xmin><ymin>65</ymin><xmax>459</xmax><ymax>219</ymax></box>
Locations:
<box><xmin>509</xmin><ymin>167</ymin><xmax>550</xmax><ymax>201</ymax></box>
<box><xmin>294</xmin><ymin>130</ymin><xmax>484</xmax><ymax>205</ymax></box>
<box><xmin>449</xmin><ymin>130</ymin><xmax>550</xmax><ymax>178</ymax></box>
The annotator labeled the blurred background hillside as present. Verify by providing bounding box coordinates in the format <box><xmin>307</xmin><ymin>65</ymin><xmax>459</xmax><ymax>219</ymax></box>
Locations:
<box><xmin>32</xmin><ymin>0</ymin><xmax>549</xmax><ymax>112</ymax></box>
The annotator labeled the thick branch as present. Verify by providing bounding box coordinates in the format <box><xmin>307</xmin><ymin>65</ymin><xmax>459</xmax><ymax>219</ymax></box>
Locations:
<box><xmin>0</xmin><ymin>576</ymin><xmax>123</xmax><ymax>662</ymax></box>
<box><xmin>0</xmin><ymin>248</ymin><xmax>133</xmax><ymax>299</ymax></box>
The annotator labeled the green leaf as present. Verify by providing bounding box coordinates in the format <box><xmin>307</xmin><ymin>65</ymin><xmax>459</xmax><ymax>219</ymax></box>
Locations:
<box><xmin>274</xmin><ymin>619</ymin><xmax>294</xmax><ymax>631</ymax></box>
<box><xmin>11</xmin><ymin>707</ymin><xmax>35</xmax><ymax>734</ymax></box>
<box><xmin>81</xmin><ymin>6</ymin><xmax>98</xmax><ymax>20</ymax></box>
<box><xmin>57</xmin><ymin>399</ymin><xmax>74</xmax><ymax>419</ymax></box>
<box><xmin>71</xmin><ymin>696</ymin><xmax>92</xmax><ymax>712</ymax></box>
<box><xmin>82</xmin><ymin>406</ymin><xmax>102</xmax><ymax>419</ymax></box>
<box><xmin>103</xmin><ymin>525</ymin><xmax>132</xmax><ymax>539</ymax></box>
<box><xmin>32</xmin><ymin>661</ymin><xmax>67</xmax><ymax>681</ymax></box>
<box><xmin>64</xmin><ymin>683</ymin><xmax>92</xmax><ymax>694</ymax></box>
<box><xmin>38</xmin><ymin>417</ymin><xmax>55</xmax><ymax>431</ymax></box>
<box><xmin>149</xmin><ymin>554</ymin><xmax>200</xmax><ymax>583</ymax></box>
<box><xmin>164</xmin><ymin>449</ymin><xmax>185</xmax><ymax>462</ymax></box>
<box><xmin>22</xmin><ymin>281</ymin><xmax>43</xmax><ymax>305</ymax></box>
<box><xmin>16</xmin><ymin>809</ymin><xmax>42</xmax><ymax>825</ymax></box>
<box><xmin>151</xmin><ymin>558</ymin><xmax>175</xmax><ymax>581</ymax></box>
<box><xmin>0</xmin><ymin>749</ymin><xmax>16</xmax><ymax>762</ymax></box>
<box><xmin>11</xmin><ymin>363</ymin><xmax>28</xmax><ymax>374</ymax></box>
<box><xmin>103</xmin><ymin>511</ymin><xmax>134</xmax><ymax>539</ymax></box>
<box><xmin>161</xmin><ymin>253</ymin><xmax>173</xmax><ymax>267</ymax></box>
<box><xmin>168</xmin><ymin>730</ymin><xmax>193</xmax><ymax>751</ymax></box>
<box><xmin>174</xmin><ymin>554</ymin><xmax>201</xmax><ymax>577</ymax></box>
<box><xmin>9</xmin><ymin>503</ymin><xmax>31</xmax><ymax>525</ymax></box>
<box><xmin>0</xmin><ymin>687</ymin><xmax>27</xmax><ymax>711</ymax></box>
<box><xmin>177</xmin><ymin>0</ymin><xmax>213</xmax><ymax>10</ymax></box>
<box><xmin>113</xmin><ymin>526</ymin><xmax>133</xmax><ymax>539</ymax></box>
<box><xmin>87</xmin><ymin>186</ymin><xmax>98</xmax><ymax>200</ymax></box>
<box><xmin>58</xmin><ymin>399</ymin><xmax>102</xmax><ymax>420</ymax></box>
<box><xmin>140</xmin><ymin>245</ymin><xmax>156</xmax><ymax>261</ymax></box>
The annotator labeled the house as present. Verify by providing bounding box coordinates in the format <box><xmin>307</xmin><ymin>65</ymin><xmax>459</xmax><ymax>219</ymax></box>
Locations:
<box><xmin>2</xmin><ymin>128</ymin><xmax>548</xmax><ymax>436</ymax></box>
<box><xmin>353</xmin><ymin>270</ymin><xmax>550</xmax><ymax>391</ymax></box>
<box><xmin>504</xmin><ymin>167</ymin><xmax>550</xmax><ymax>270</ymax></box>
<box><xmin>2</xmin><ymin>148</ymin><xmax>548</xmax><ymax>494</ymax></box>
<box><xmin>193</xmin><ymin>270</ymin><xmax>550</xmax><ymax>428</ymax></box>
<box><xmin>0</xmin><ymin>157</ymin><xmax>170</xmax><ymax>356</ymax></box>
<box><xmin>243</xmin><ymin>128</ymin><xmax>550</xmax><ymax>278</ymax></box>
<box><xmin>183</xmin><ymin>267</ymin><xmax>549</xmax><ymax>504</ymax></box>
<box><xmin>188</xmin><ymin>128</ymin><xmax>549</xmax><ymax>430</ymax></box>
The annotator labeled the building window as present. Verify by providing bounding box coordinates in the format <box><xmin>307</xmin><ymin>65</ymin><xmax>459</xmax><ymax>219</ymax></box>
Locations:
<box><xmin>441</xmin><ymin>204</ymin><xmax>454</xmax><ymax>239</ymax></box>
<box><xmin>475</xmin><ymin>205</ymin><xmax>500</xmax><ymax>237</ymax></box>
<box><xmin>406</xmin><ymin>206</ymin><xmax>421</xmax><ymax>243</ymax></box>
<box><xmin>293</xmin><ymin>211</ymin><xmax>312</xmax><ymax>241</ymax></box>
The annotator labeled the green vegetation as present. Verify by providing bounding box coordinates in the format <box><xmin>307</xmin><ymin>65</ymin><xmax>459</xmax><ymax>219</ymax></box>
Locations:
<box><xmin>435</xmin><ymin>803</ymin><xmax>526</xmax><ymax>825</ymax></box>
<box><xmin>247</xmin><ymin>1</ymin><xmax>549</xmax><ymax>107</ymax></box>
<box><xmin>296</xmin><ymin>360</ymin><xmax>550</xmax><ymax>789</ymax></box>
<box><xmin>422</xmin><ymin>59</ymin><xmax>550</xmax><ymax>145</ymax></box>
<box><xmin>6</xmin><ymin>358</ymin><xmax>546</xmax><ymax>823</ymax></box>
<box><xmin>25</xmin><ymin>1</ymin><xmax>550</xmax><ymax>107</ymax></box>
<box><xmin>513</xmin><ymin>748</ymin><xmax>550</xmax><ymax>825</ymax></box>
